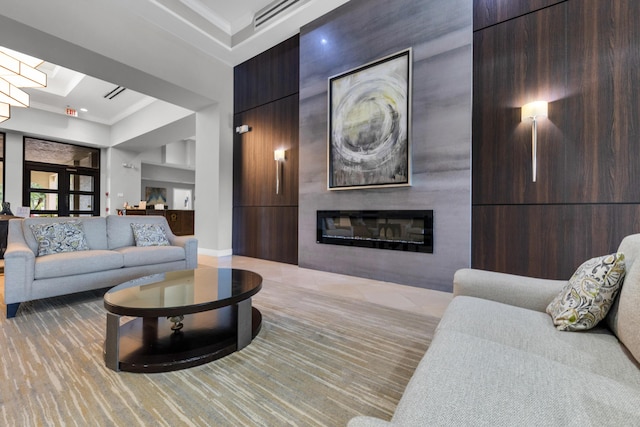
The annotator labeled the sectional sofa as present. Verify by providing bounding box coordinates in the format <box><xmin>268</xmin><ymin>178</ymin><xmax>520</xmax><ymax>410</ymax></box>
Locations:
<box><xmin>349</xmin><ymin>234</ymin><xmax>640</xmax><ymax>426</ymax></box>
<box><xmin>4</xmin><ymin>215</ymin><xmax>197</xmax><ymax>318</ymax></box>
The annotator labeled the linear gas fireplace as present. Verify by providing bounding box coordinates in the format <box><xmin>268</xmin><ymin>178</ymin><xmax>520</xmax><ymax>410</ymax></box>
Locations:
<box><xmin>317</xmin><ymin>210</ymin><xmax>433</xmax><ymax>253</ymax></box>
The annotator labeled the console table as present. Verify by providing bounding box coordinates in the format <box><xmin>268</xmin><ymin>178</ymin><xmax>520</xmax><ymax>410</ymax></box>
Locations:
<box><xmin>122</xmin><ymin>209</ymin><xmax>194</xmax><ymax>235</ymax></box>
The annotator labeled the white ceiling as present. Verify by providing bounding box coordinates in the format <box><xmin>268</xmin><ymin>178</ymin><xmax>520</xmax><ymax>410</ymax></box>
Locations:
<box><xmin>5</xmin><ymin>0</ymin><xmax>349</xmax><ymax>125</ymax></box>
<box><xmin>24</xmin><ymin>63</ymin><xmax>157</xmax><ymax>125</ymax></box>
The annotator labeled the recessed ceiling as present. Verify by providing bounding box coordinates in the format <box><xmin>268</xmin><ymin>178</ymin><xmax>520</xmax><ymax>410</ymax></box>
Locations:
<box><xmin>24</xmin><ymin>62</ymin><xmax>157</xmax><ymax>125</ymax></box>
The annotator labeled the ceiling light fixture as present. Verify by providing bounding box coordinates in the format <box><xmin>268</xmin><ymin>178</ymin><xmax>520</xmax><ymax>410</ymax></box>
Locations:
<box><xmin>0</xmin><ymin>102</ymin><xmax>9</xmax><ymax>123</ymax></box>
<box><xmin>0</xmin><ymin>46</ymin><xmax>47</xmax><ymax>123</ymax></box>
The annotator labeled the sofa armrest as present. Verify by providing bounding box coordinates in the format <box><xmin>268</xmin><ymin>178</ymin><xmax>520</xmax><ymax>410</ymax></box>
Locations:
<box><xmin>347</xmin><ymin>416</ymin><xmax>393</xmax><ymax>427</ymax></box>
<box><xmin>169</xmin><ymin>235</ymin><xmax>198</xmax><ymax>269</ymax></box>
<box><xmin>453</xmin><ymin>268</ymin><xmax>567</xmax><ymax>312</ymax></box>
<box><xmin>4</xmin><ymin>239</ymin><xmax>36</xmax><ymax>304</ymax></box>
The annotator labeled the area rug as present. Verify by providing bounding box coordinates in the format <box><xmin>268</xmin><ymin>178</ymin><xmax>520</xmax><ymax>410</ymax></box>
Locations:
<box><xmin>0</xmin><ymin>279</ymin><xmax>439</xmax><ymax>426</ymax></box>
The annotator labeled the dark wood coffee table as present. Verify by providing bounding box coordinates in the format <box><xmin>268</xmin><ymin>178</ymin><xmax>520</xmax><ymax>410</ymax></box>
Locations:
<box><xmin>103</xmin><ymin>268</ymin><xmax>262</xmax><ymax>373</ymax></box>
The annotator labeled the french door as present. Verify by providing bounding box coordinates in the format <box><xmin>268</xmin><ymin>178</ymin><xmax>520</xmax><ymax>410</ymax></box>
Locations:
<box><xmin>24</xmin><ymin>162</ymin><xmax>100</xmax><ymax>217</ymax></box>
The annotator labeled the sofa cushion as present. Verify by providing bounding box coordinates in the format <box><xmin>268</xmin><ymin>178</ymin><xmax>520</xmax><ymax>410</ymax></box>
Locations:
<box><xmin>29</xmin><ymin>221</ymin><xmax>89</xmax><ymax>256</ymax></box>
<box><xmin>131</xmin><ymin>223</ymin><xmax>170</xmax><ymax>247</ymax></box>
<box><xmin>34</xmin><ymin>250</ymin><xmax>124</xmax><ymax>280</ymax></box>
<box><xmin>546</xmin><ymin>252</ymin><xmax>625</xmax><ymax>331</ymax></box>
<box><xmin>392</xmin><ymin>328</ymin><xmax>640</xmax><ymax>426</ymax></box>
<box><xmin>390</xmin><ymin>296</ymin><xmax>640</xmax><ymax>426</ymax></box>
<box><xmin>22</xmin><ymin>216</ymin><xmax>108</xmax><ymax>253</ymax></box>
<box><xmin>115</xmin><ymin>246</ymin><xmax>185</xmax><ymax>268</ymax></box>
<box><xmin>439</xmin><ymin>297</ymin><xmax>639</xmax><ymax>382</ymax></box>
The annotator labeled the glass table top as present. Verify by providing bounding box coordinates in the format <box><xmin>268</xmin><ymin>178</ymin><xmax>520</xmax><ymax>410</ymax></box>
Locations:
<box><xmin>104</xmin><ymin>268</ymin><xmax>263</xmax><ymax>316</ymax></box>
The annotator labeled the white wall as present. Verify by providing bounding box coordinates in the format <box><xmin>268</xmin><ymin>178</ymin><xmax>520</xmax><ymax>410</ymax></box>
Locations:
<box><xmin>4</xmin><ymin>132</ymin><xmax>25</xmax><ymax>211</ymax></box>
<box><xmin>106</xmin><ymin>147</ymin><xmax>143</xmax><ymax>210</ymax></box>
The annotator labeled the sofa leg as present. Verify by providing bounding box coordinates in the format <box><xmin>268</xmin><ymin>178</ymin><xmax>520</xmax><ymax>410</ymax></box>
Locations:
<box><xmin>6</xmin><ymin>303</ymin><xmax>20</xmax><ymax>318</ymax></box>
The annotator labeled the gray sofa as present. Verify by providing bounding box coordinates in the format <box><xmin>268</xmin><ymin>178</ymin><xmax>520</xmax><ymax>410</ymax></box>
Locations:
<box><xmin>4</xmin><ymin>215</ymin><xmax>197</xmax><ymax>318</ymax></box>
<box><xmin>349</xmin><ymin>234</ymin><xmax>640</xmax><ymax>426</ymax></box>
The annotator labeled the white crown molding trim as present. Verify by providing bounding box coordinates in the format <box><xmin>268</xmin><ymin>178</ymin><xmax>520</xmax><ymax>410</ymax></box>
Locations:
<box><xmin>179</xmin><ymin>0</ymin><xmax>231</xmax><ymax>33</ymax></box>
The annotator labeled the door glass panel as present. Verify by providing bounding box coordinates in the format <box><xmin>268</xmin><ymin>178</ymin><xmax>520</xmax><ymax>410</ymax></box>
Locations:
<box><xmin>31</xmin><ymin>171</ymin><xmax>59</xmax><ymax>190</ymax></box>
<box><xmin>30</xmin><ymin>192</ymin><xmax>58</xmax><ymax>211</ymax></box>
<box><xmin>69</xmin><ymin>174</ymin><xmax>93</xmax><ymax>191</ymax></box>
<box><xmin>69</xmin><ymin>194</ymin><xmax>93</xmax><ymax>211</ymax></box>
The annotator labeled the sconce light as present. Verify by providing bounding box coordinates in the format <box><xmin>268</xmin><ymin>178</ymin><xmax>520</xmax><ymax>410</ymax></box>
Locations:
<box><xmin>122</xmin><ymin>162</ymin><xmax>137</xmax><ymax>170</ymax></box>
<box><xmin>274</xmin><ymin>149</ymin><xmax>286</xmax><ymax>194</ymax></box>
<box><xmin>521</xmin><ymin>101</ymin><xmax>548</xmax><ymax>182</ymax></box>
<box><xmin>235</xmin><ymin>125</ymin><xmax>250</xmax><ymax>134</ymax></box>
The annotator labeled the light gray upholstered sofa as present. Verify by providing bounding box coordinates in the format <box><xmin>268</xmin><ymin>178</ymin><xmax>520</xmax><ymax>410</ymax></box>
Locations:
<box><xmin>4</xmin><ymin>215</ymin><xmax>197</xmax><ymax>318</ymax></box>
<box><xmin>349</xmin><ymin>234</ymin><xmax>640</xmax><ymax>426</ymax></box>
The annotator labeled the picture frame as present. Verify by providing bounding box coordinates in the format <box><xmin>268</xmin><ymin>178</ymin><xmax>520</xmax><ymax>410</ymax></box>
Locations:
<box><xmin>328</xmin><ymin>48</ymin><xmax>412</xmax><ymax>190</ymax></box>
<box><xmin>145</xmin><ymin>187</ymin><xmax>167</xmax><ymax>205</ymax></box>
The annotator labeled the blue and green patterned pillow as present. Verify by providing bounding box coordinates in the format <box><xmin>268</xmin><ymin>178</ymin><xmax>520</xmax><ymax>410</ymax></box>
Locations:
<box><xmin>546</xmin><ymin>252</ymin><xmax>626</xmax><ymax>331</ymax></box>
<box><xmin>131</xmin><ymin>223</ymin><xmax>170</xmax><ymax>247</ymax></box>
<box><xmin>29</xmin><ymin>221</ymin><xmax>89</xmax><ymax>257</ymax></box>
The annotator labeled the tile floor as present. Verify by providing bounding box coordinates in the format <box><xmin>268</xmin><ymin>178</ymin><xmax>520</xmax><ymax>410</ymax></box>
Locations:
<box><xmin>200</xmin><ymin>255</ymin><xmax>453</xmax><ymax>318</ymax></box>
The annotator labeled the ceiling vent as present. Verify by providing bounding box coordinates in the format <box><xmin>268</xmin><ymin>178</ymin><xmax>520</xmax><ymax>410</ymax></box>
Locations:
<box><xmin>103</xmin><ymin>85</ymin><xmax>126</xmax><ymax>100</ymax></box>
<box><xmin>254</xmin><ymin>0</ymin><xmax>301</xmax><ymax>29</ymax></box>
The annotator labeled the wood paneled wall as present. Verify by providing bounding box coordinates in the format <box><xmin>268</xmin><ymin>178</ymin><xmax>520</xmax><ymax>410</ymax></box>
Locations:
<box><xmin>473</xmin><ymin>0</ymin><xmax>640</xmax><ymax>278</ymax></box>
<box><xmin>233</xmin><ymin>35</ymin><xmax>299</xmax><ymax>264</ymax></box>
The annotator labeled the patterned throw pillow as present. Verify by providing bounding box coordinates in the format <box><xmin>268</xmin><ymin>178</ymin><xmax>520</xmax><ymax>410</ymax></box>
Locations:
<box><xmin>29</xmin><ymin>221</ymin><xmax>90</xmax><ymax>257</ymax></box>
<box><xmin>546</xmin><ymin>252</ymin><xmax>626</xmax><ymax>331</ymax></box>
<box><xmin>131</xmin><ymin>223</ymin><xmax>170</xmax><ymax>247</ymax></box>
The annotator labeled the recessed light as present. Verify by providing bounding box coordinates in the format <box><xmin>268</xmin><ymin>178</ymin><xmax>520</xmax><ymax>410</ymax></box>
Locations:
<box><xmin>80</xmin><ymin>108</ymin><xmax>88</xmax><ymax>112</ymax></box>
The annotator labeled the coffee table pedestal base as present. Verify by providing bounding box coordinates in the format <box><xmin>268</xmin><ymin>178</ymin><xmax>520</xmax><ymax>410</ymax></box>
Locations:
<box><xmin>105</xmin><ymin>305</ymin><xmax>261</xmax><ymax>373</ymax></box>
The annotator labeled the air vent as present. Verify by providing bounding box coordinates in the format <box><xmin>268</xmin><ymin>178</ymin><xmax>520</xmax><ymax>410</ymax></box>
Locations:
<box><xmin>254</xmin><ymin>0</ymin><xmax>301</xmax><ymax>29</ymax></box>
<box><xmin>103</xmin><ymin>85</ymin><xmax>126</xmax><ymax>100</ymax></box>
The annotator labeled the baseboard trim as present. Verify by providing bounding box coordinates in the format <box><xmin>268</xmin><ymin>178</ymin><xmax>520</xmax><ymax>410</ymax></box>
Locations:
<box><xmin>198</xmin><ymin>248</ymin><xmax>233</xmax><ymax>257</ymax></box>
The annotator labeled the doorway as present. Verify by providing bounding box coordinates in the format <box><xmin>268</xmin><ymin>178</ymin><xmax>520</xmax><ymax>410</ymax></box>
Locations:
<box><xmin>173</xmin><ymin>188</ymin><xmax>192</xmax><ymax>210</ymax></box>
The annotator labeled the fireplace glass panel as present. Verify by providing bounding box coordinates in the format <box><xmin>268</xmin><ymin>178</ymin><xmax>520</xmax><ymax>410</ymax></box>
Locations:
<box><xmin>317</xmin><ymin>210</ymin><xmax>433</xmax><ymax>253</ymax></box>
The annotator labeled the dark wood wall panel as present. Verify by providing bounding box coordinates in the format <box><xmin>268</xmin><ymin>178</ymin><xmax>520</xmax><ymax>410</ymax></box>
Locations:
<box><xmin>233</xmin><ymin>207</ymin><xmax>298</xmax><ymax>265</ymax></box>
<box><xmin>563</xmin><ymin>0</ymin><xmax>640</xmax><ymax>203</ymax></box>
<box><xmin>473</xmin><ymin>205</ymin><xmax>640</xmax><ymax>279</ymax></box>
<box><xmin>473</xmin><ymin>0</ymin><xmax>640</xmax><ymax>279</ymax></box>
<box><xmin>474</xmin><ymin>0</ymin><xmax>564</xmax><ymax>31</ymax></box>
<box><xmin>233</xmin><ymin>35</ymin><xmax>300</xmax><ymax>265</ymax></box>
<box><xmin>233</xmin><ymin>94</ymin><xmax>299</xmax><ymax>207</ymax></box>
<box><xmin>234</xmin><ymin>35</ymin><xmax>299</xmax><ymax>113</ymax></box>
<box><xmin>473</xmin><ymin>5</ymin><xmax>567</xmax><ymax>205</ymax></box>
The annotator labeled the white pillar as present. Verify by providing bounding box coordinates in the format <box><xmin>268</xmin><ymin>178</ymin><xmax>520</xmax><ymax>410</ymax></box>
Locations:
<box><xmin>195</xmin><ymin>103</ymin><xmax>233</xmax><ymax>256</ymax></box>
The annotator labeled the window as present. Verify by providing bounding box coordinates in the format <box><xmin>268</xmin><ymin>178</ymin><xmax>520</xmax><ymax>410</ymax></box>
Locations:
<box><xmin>23</xmin><ymin>138</ymin><xmax>100</xmax><ymax>217</ymax></box>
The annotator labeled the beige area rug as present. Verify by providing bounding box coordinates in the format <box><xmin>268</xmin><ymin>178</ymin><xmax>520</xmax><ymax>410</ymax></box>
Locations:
<box><xmin>0</xmin><ymin>279</ymin><xmax>438</xmax><ymax>426</ymax></box>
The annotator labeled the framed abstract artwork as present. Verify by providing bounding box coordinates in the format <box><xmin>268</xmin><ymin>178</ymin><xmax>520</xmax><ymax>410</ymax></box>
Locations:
<box><xmin>328</xmin><ymin>48</ymin><xmax>412</xmax><ymax>190</ymax></box>
<box><xmin>145</xmin><ymin>187</ymin><xmax>167</xmax><ymax>205</ymax></box>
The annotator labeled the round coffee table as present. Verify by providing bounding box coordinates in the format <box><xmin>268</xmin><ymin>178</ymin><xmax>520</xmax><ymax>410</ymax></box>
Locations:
<box><xmin>103</xmin><ymin>268</ymin><xmax>262</xmax><ymax>373</ymax></box>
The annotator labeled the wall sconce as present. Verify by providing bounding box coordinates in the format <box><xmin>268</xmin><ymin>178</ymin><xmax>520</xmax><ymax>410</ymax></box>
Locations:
<box><xmin>122</xmin><ymin>162</ymin><xmax>137</xmax><ymax>170</ymax></box>
<box><xmin>274</xmin><ymin>149</ymin><xmax>286</xmax><ymax>194</ymax></box>
<box><xmin>235</xmin><ymin>125</ymin><xmax>250</xmax><ymax>134</ymax></box>
<box><xmin>521</xmin><ymin>101</ymin><xmax>548</xmax><ymax>182</ymax></box>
